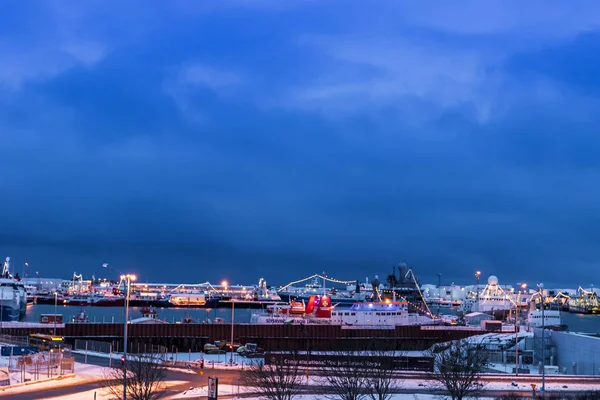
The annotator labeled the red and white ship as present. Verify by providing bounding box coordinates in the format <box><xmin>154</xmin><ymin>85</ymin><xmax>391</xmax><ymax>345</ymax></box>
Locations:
<box><xmin>266</xmin><ymin>300</ymin><xmax>306</xmax><ymax>315</ymax></box>
<box><xmin>251</xmin><ymin>296</ymin><xmax>437</xmax><ymax>328</ymax></box>
<box><xmin>251</xmin><ymin>295</ymin><xmax>334</xmax><ymax>325</ymax></box>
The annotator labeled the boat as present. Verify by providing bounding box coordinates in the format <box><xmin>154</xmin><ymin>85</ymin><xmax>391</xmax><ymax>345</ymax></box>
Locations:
<box><xmin>527</xmin><ymin>309</ymin><xmax>562</xmax><ymax>329</ymax></box>
<box><xmin>266</xmin><ymin>301</ymin><xmax>305</xmax><ymax>315</ymax></box>
<box><xmin>250</xmin><ymin>295</ymin><xmax>332</xmax><ymax>325</ymax></box>
<box><xmin>65</xmin><ymin>293</ymin><xmax>125</xmax><ymax>307</ymax></box>
<box><xmin>164</xmin><ymin>292</ymin><xmax>207</xmax><ymax>307</ymax></box>
<box><xmin>459</xmin><ymin>275</ymin><xmax>517</xmax><ymax>319</ymax></box>
<box><xmin>278</xmin><ymin>274</ymin><xmax>367</xmax><ymax>306</ymax></box>
<box><xmin>34</xmin><ymin>292</ymin><xmax>65</xmax><ymax>305</ymax></box>
<box><xmin>567</xmin><ymin>288</ymin><xmax>599</xmax><ymax>314</ymax></box>
<box><xmin>72</xmin><ymin>309</ymin><xmax>89</xmax><ymax>323</ymax></box>
<box><xmin>140</xmin><ymin>306</ymin><xmax>158</xmax><ymax>319</ymax></box>
<box><xmin>331</xmin><ymin>300</ymin><xmax>436</xmax><ymax>328</ymax></box>
<box><xmin>251</xmin><ymin>295</ymin><xmax>437</xmax><ymax>328</ymax></box>
<box><xmin>0</xmin><ymin>257</ymin><xmax>27</xmax><ymax>321</ymax></box>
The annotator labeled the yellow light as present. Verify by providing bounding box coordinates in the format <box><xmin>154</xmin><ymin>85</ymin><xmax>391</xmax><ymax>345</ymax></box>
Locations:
<box><xmin>521</xmin><ymin>283</ymin><xmax>527</xmax><ymax>289</ymax></box>
<box><xmin>476</xmin><ymin>271</ymin><xmax>481</xmax><ymax>277</ymax></box>
<box><xmin>120</xmin><ymin>275</ymin><xmax>125</xmax><ymax>280</ymax></box>
<box><xmin>221</xmin><ymin>280</ymin><xmax>228</xmax><ymax>288</ymax></box>
<box><xmin>385</xmin><ymin>299</ymin><xmax>391</xmax><ymax>304</ymax></box>
<box><xmin>130</xmin><ymin>275</ymin><xmax>137</xmax><ymax>282</ymax></box>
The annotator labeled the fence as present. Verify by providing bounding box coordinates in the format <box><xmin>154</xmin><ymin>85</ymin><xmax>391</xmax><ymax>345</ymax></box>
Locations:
<box><xmin>0</xmin><ymin>334</ymin><xmax>29</xmax><ymax>347</ymax></box>
<box><xmin>74</xmin><ymin>339</ymin><xmax>168</xmax><ymax>356</ymax></box>
<box><xmin>7</xmin><ymin>351</ymin><xmax>74</xmax><ymax>385</ymax></box>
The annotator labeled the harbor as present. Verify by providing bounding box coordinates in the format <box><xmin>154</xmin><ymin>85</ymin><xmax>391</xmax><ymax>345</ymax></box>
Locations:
<box><xmin>0</xmin><ymin>257</ymin><xmax>596</xmax><ymax>327</ymax></box>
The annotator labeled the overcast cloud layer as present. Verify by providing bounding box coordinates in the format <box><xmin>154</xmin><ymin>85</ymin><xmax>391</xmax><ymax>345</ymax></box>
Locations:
<box><xmin>1</xmin><ymin>1</ymin><xmax>600</xmax><ymax>286</ymax></box>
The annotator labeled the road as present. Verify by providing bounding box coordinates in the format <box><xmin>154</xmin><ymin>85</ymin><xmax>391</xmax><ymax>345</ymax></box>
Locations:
<box><xmin>0</xmin><ymin>354</ymin><xmax>243</xmax><ymax>399</ymax></box>
<box><xmin>2</xmin><ymin>355</ymin><xmax>599</xmax><ymax>399</ymax></box>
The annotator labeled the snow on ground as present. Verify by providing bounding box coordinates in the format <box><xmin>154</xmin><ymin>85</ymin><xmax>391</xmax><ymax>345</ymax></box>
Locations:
<box><xmin>41</xmin><ymin>388</ymin><xmax>110</xmax><ymax>400</ymax></box>
<box><xmin>72</xmin><ymin>349</ymin><xmax>255</xmax><ymax>370</ymax></box>
<box><xmin>0</xmin><ymin>361</ymin><xmax>108</xmax><ymax>395</ymax></box>
<box><xmin>40</xmin><ymin>380</ymin><xmax>189</xmax><ymax>400</ymax></box>
<box><xmin>174</xmin><ymin>375</ymin><xmax>600</xmax><ymax>399</ymax></box>
<box><xmin>176</xmin><ymin>383</ymin><xmax>250</xmax><ymax>398</ymax></box>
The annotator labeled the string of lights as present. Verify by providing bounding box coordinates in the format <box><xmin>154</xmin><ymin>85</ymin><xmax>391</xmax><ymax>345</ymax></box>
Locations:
<box><xmin>278</xmin><ymin>274</ymin><xmax>357</xmax><ymax>291</ymax></box>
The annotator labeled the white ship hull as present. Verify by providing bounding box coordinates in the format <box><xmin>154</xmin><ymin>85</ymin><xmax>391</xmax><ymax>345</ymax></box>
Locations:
<box><xmin>0</xmin><ymin>285</ymin><xmax>22</xmax><ymax>321</ymax></box>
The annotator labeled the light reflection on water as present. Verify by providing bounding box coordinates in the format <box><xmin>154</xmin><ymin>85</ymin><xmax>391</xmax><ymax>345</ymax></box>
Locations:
<box><xmin>24</xmin><ymin>304</ymin><xmax>256</xmax><ymax>324</ymax></box>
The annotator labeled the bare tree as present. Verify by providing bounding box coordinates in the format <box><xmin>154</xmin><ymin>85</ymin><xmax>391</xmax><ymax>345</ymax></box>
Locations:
<box><xmin>241</xmin><ymin>354</ymin><xmax>304</xmax><ymax>400</ymax></box>
<box><xmin>364</xmin><ymin>348</ymin><xmax>403</xmax><ymax>400</ymax></box>
<box><xmin>103</xmin><ymin>354</ymin><xmax>167</xmax><ymax>400</ymax></box>
<box><xmin>321</xmin><ymin>350</ymin><xmax>370</xmax><ymax>400</ymax></box>
<box><xmin>427</xmin><ymin>339</ymin><xmax>488</xmax><ymax>400</ymax></box>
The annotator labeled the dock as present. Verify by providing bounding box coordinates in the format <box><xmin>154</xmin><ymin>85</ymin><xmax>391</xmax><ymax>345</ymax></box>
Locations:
<box><xmin>0</xmin><ymin>323</ymin><xmax>484</xmax><ymax>352</ymax></box>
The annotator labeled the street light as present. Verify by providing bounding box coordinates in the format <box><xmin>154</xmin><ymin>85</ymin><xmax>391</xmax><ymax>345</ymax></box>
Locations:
<box><xmin>515</xmin><ymin>283</ymin><xmax>527</xmax><ymax>376</ymax></box>
<box><xmin>230</xmin><ymin>298</ymin><xmax>235</xmax><ymax>366</ymax></box>
<box><xmin>103</xmin><ymin>263</ymin><xmax>136</xmax><ymax>400</ymax></box>
<box><xmin>221</xmin><ymin>280</ymin><xmax>235</xmax><ymax>366</ymax></box>
<box><xmin>54</xmin><ymin>291</ymin><xmax>58</xmax><ymax>335</ymax></box>
<box><xmin>531</xmin><ymin>283</ymin><xmax>546</xmax><ymax>395</ymax></box>
<box><xmin>475</xmin><ymin>271</ymin><xmax>481</xmax><ymax>302</ymax></box>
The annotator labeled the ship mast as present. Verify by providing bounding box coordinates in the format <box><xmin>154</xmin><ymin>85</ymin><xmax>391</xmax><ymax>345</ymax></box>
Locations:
<box><xmin>1</xmin><ymin>257</ymin><xmax>12</xmax><ymax>279</ymax></box>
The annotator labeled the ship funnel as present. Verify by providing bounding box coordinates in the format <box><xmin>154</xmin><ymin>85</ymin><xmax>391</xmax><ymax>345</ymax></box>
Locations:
<box><xmin>398</xmin><ymin>263</ymin><xmax>407</xmax><ymax>283</ymax></box>
<box><xmin>372</xmin><ymin>275</ymin><xmax>380</xmax><ymax>290</ymax></box>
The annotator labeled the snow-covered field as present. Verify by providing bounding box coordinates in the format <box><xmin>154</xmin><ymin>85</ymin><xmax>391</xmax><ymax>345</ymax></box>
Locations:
<box><xmin>0</xmin><ymin>361</ymin><xmax>104</xmax><ymax>395</ymax></box>
<box><xmin>173</xmin><ymin>375</ymin><xmax>600</xmax><ymax>399</ymax></box>
<box><xmin>72</xmin><ymin>349</ymin><xmax>256</xmax><ymax>370</ymax></box>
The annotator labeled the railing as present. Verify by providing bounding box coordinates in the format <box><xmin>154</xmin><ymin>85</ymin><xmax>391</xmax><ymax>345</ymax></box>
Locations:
<box><xmin>421</xmin><ymin>325</ymin><xmax>483</xmax><ymax>331</ymax></box>
<box><xmin>0</xmin><ymin>334</ymin><xmax>29</xmax><ymax>347</ymax></box>
<box><xmin>6</xmin><ymin>351</ymin><xmax>74</xmax><ymax>385</ymax></box>
<box><xmin>0</xmin><ymin>322</ymin><xmax>65</xmax><ymax>329</ymax></box>
<box><xmin>74</xmin><ymin>339</ymin><xmax>167</xmax><ymax>355</ymax></box>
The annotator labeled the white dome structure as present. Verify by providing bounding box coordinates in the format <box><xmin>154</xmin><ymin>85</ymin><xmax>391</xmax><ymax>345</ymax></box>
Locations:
<box><xmin>487</xmin><ymin>275</ymin><xmax>499</xmax><ymax>286</ymax></box>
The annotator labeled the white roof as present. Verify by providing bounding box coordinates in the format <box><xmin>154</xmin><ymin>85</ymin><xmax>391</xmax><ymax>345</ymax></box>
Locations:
<box><xmin>465</xmin><ymin>312</ymin><xmax>488</xmax><ymax>317</ymax></box>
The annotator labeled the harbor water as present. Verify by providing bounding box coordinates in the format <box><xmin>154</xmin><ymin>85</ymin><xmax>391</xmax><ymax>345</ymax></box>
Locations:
<box><xmin>19</xmin><ymin>304</ymin><xmax>600</xmax><ymax>333</ymax></box>
<box><xmin>23</xmin><ymin>304</ymin><xmax>256</xmax><ymax>324</ymax></box>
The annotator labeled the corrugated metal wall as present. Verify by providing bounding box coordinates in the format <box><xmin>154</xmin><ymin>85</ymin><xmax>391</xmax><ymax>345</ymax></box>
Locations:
<box><xmin>0</xmin><ymin>324</ymin><xmax>483</xmax><ymax>351</ymax></box>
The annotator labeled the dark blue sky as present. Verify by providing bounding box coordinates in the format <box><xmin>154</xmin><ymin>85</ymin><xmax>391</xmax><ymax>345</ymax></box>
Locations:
<box><xmin>1</xmin><ymin>1</ymin><xmax>600</xmax><ymax>286</ymax></box>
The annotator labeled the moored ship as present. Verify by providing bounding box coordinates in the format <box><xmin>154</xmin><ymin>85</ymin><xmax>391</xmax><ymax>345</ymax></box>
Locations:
<box><xmin>0</xmin><ymin>257</ymin><xmax>27</xmax><ymax>321</ymax></box>
<box><xmin>278</xmin><ymin>275</ymin><xmax>367</xmax><ymax>306</ymax></box>
<box><xmin>459</xmin><ymin>275</ymin><xmax>520</xmax><ymax>319</ymax></box>
<box><xmin>251</xmin><ymin>294</ymin><xmax>437</xmax><ymax>328</ymax></box>
<box><xmin>65</xmin><ymin>293</ymin><xmax>125</xmax><ymax>307</ymax></box>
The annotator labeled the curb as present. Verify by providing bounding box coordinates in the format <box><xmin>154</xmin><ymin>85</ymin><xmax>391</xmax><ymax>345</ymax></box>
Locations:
<box><xmin>0</xmin><ymin>373</ymin><xmax>76</xmax><ymax>392</ymax></box>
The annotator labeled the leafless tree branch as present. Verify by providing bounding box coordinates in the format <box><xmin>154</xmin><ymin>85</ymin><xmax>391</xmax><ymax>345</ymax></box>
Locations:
<box><xmin>241</xmin><ymin>354</ymin><xmax>304</xmax><ymax>400</ymax></box>
<box><xmin>427</xmin><ymin>339</ymin><xmax>488</xmax><ymax>400</ymax></box>
<box><xmin>102</xmin><ymin>354</ymin><xmax>167</xmax><ymax>400</ymax></box>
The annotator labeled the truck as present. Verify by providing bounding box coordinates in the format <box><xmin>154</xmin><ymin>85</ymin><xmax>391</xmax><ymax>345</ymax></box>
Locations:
<box><xmin>216</xmin><ymin>340</ymin><xmax>242</xmax><ymax>352</ymax></box>
<box><xmin>237</xmin><ymin>343</ymin><xmax>265</xmax><ymax>358</ymax></box>
<box><xmin>203</xmin><ymin>343</ymin><xmax>226</xmax><ymax>355</ymax></box>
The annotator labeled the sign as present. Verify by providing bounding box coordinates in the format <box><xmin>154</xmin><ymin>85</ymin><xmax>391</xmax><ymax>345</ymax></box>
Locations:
<box><xmin>267</xmin><ymin>353</ymin><xmax>434</xmax><ymax>372</ymax></box>
<box><xmin>208</xmin><ymin>376</ymin><xmax>218</xmax><ymax>400</ymax></box>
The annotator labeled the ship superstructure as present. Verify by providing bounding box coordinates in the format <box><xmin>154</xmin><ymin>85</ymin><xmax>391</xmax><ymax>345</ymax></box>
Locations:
<box><xmin>0</xmin><ymin>257</ymin><xmax>27</xmax><ymax>321</ymax></box>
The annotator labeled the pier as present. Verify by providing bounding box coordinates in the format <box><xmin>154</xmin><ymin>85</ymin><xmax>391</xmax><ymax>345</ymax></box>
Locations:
<box><xmin>0</xmin><ymin>323</ymin><xmax>484</xmax><ymax>352</ymax></box>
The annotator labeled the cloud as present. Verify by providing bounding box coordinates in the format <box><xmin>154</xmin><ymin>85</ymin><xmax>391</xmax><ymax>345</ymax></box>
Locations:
<box><xmin>2</xmin><ymin>1</ymin><xmax>600</xmax><ymax>286</ymax></box>
<box><xmin>180</xmin><ymin>65</ymin><xmax>241</xmax><ymax>89</ymax></box>
<box><xmin>289</xmin><ymin>35</ymin><xmax>492</xmax><ymax>120</ymax></box>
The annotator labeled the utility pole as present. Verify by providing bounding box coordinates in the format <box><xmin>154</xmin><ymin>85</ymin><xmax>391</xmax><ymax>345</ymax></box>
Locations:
<box><xmin>475</xmin><ymin>271</ymin><xmax>481</xmax><ymax>303</ymax></box>
<box><xmin>437</xmin><ymin>273</ymin><xmax>442</xmax><ymax>316</ymax></box>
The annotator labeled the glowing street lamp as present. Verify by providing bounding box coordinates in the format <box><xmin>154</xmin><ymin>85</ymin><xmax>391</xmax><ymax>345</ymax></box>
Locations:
<box><xmin>220</xmin><ymin>280</ymin><xmax>234</xmax><ymax>365</ymax></box>
<box><xmin>475</xmin><ymin>271</ymin><xmax>481</xmax><ymax>302</ymax></box>
<box><xmin>103</xmin><ymin>263</ymin><xmax>136</xmax><ymax>400</ymax></box>
<box><xmin>515</xmin><ymin>282</ymin><xmax>527</xmax><ymax>376</ymax></box>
